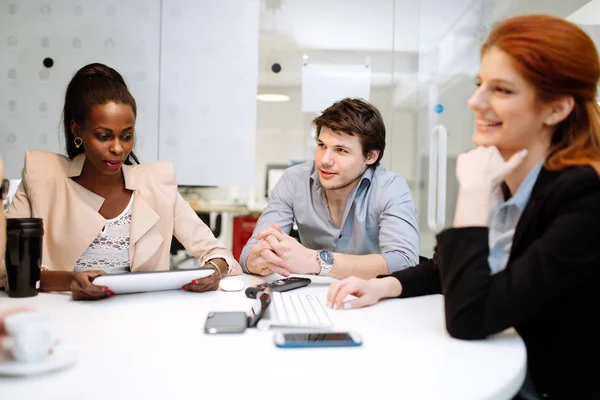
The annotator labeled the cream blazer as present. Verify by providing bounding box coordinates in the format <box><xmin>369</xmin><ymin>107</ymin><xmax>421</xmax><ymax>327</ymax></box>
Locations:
<box><xmin>0</xmin><ymin>150</ymin><xmax>240</xmax><ymax>287</ymax></box>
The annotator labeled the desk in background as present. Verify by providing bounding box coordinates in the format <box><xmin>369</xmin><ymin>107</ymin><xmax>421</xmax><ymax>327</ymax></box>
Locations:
<box><xmin>182</xmin><ymin>195</ymin><xmax>263</xmax><ymax>261</ymax></box>
<box><xmin>0</xmin><ymin>274</ymin><xmax>526</xmax><ymax>400</ymax></box>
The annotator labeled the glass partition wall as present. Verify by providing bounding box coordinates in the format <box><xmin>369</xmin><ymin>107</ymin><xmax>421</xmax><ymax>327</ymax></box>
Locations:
<box><xmin>254</xmin><ymin>0</ymin><xmax>600</xmax><ymax>258</ymax></box>
<box><xmin>255</xmin><ymin>0</ymin><xmax>484</xmax><ymax>257</ymax></box>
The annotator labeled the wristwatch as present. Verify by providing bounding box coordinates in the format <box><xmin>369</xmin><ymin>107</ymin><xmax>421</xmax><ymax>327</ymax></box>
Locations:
<box><xmin>317</xmin><ymin>250</ymin><xmax>334</xmax><ymax>276</ymax></box>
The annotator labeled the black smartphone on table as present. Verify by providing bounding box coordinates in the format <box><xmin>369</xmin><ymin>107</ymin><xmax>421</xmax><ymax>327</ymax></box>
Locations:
<box><xmin>245</xmin><ymin>277</ymin><xmax>311</xmax><ymax>299</ymax></box>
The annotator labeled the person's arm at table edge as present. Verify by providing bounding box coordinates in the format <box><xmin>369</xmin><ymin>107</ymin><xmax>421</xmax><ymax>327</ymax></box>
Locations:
<box><xmin>40</xmin><ymin>269</ymin><xmax>74</xmax><ymax>292</ymax></box>
<box><xmin>240</xmin><ymin>171</ymin><xmax>296</xmax><ymax>274</ymax></box>
<box><xmin>376</xmin><ymin>257</ymin><xmax>441</xmax><ymax>298</ymax></box>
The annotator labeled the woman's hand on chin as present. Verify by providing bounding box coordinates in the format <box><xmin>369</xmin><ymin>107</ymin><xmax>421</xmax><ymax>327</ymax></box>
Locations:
<box><xmin>453</xmin><ymin>146</ymin><xmax>527</xmax><ymax>227</ymax></box>
<box><xmin>456</xmin><ymin>146</ymin><xmax>528</xmax><ymax>191</ymax></box>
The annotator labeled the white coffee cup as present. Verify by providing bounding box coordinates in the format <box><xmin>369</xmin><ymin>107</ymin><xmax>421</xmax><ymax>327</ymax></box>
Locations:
<box><xmin>2</xmin><ymin>312</ymin><xmax>57</xmax><ymax>363</ymax></box>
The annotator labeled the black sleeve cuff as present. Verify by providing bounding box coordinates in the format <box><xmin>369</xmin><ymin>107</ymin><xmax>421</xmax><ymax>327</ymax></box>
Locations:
<box><xmin>378</xmin><ymin>259</ymin><xmax>441</xmax><ymax>298</ymax></box>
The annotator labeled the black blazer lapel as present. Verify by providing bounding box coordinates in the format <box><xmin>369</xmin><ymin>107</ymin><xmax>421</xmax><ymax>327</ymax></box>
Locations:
<box><xmin>510</xmin><ymin>168</ymin><xmax>560</xmax><ymax>259</ymax></box>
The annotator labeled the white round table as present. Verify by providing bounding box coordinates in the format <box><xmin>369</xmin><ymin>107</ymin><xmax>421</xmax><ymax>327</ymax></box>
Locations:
<box><xmin>0</xmin><ymin>274</ymin><xmax>526</xmax><ymax>400</ymax></box>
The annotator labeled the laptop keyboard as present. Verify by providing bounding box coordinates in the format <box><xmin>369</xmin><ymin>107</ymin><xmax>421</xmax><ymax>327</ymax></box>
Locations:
<box><xmin>266</xmin><ymin>291</ymin><xmax>333</xmax><ymax>328</ymax></box>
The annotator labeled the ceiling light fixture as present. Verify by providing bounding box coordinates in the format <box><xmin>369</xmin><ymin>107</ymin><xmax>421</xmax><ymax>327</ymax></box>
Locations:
<box><xmin>256</xmin><ymin>93</ymin><xmax>290</xmax><ymax>102</ymax></box>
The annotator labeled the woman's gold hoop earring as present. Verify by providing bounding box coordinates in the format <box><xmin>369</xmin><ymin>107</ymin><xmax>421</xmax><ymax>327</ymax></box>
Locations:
<box><xmin>74</xmin><ymin>137</ymin><xmax>83</xmax><ymax>148</ymax></box>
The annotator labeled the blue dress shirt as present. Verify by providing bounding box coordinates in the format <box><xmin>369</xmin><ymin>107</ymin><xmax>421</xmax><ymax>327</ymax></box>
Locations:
<box><xmin>240</xmin><ymin>161</ymin><xmax>419</xmax><ymax>273</ymax></box>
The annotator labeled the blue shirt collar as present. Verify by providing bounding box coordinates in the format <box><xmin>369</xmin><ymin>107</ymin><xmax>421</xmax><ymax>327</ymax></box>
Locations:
<box><xmin>496</xmin><ymin>160</ymin><xmax>544</xmax><ymax>211</ymax></box>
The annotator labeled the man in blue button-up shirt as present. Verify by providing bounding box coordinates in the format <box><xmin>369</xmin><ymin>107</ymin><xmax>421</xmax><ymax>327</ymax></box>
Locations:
<box><xmin>240</xmin><ymin>98</ymin><xmax>419</xmax><ymax>279</ymax></box>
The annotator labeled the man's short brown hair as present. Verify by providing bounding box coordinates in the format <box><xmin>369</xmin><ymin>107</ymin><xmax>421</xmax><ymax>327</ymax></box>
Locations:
<box><xmin>312</xmin><ymin>98</ymin><xmax>386</xmax><ymax>168</ymax></box>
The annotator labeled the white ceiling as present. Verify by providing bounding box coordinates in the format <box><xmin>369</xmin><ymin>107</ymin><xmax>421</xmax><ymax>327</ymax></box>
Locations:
<box><xmin>257</xmin><ymin>0</ymin><xmax>476</xmax><ymax>88</ymax></box>
<box><xmin>256</xmin><ymin>0</ymin><xmax>596</xmax><ymax>107</ymax></box>
<box><xmin>567</xmin><ymin>0</ymin><xmax>600</xmax><ymax>24</ymax></box>
<box><xmin>259</xmin><ymin>0</ymin><xmax>475</xmax><ymax>53</ymax></box>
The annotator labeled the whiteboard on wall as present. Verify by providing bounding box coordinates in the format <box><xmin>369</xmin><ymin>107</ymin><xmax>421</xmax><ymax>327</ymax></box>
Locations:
<box><xmin>0</xmin><ymin>0</ymin><xmax>161</xmax><ymax>179</ymax></box>
<box><xmin>159</xmin><ymin>0</ymin><xmax>259</xmax><ymax>186</ymax></box>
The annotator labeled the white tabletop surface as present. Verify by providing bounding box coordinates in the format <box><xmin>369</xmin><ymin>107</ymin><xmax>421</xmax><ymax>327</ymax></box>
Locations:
<box><xmin>0</xmin><ymin>274</ymin><xmax>526</xmax><ymax>400</ymax></box>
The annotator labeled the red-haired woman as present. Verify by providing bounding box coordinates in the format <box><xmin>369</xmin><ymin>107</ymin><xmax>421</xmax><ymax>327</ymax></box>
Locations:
<box><xmin>328</xmin><ymin>14</ymin><xmax>600</xmax><ymax>398</ymax></box>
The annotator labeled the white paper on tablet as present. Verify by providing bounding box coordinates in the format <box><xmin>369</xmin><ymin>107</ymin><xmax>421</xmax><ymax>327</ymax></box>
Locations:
<box><xmin>92</xmin><ymin>268</ymin><xmax>214</xmax><ymax>294</ymax></box>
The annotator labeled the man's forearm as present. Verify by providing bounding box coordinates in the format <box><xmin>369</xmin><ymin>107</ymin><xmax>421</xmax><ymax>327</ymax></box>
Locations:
<box><xmin>239</xmin><ymin>242</ymin><xmax>253</xmax><ymax>273</ymax></box>
<box><xmin>328</xmin><ymin>254</ymin><xmax>388</xmax><ymax>280</ymax></box>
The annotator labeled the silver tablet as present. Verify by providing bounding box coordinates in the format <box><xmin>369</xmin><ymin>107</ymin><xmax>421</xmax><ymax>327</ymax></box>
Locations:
<box><xmin>92</xmin><ymin>268</ymin><xmax>214</xmax><ymax>294</ymax></box>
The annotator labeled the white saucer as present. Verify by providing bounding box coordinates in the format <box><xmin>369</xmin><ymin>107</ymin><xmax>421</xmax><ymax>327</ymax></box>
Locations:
<box><xmin>0</xmin><ymin>342</ymin><xmax>77</xmax><ymax>377</ymax></box>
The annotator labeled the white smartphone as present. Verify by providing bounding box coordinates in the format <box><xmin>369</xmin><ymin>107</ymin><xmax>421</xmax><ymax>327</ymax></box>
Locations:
<box><xmin>273</xmin><ymin>332</ymin><xmax>362</xmax><ymax>348</ymax></box>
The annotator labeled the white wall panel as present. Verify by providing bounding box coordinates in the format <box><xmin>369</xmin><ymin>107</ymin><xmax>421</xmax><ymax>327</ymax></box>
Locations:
<box><xmin>158</xmin><ymin>0</ymin><xmax>259</xmax><ymax>186</ymax></box>
<box><xmin>0</xmin><ymin>0</ymin><xmax>161</xmax><ymax>178</ymax></box>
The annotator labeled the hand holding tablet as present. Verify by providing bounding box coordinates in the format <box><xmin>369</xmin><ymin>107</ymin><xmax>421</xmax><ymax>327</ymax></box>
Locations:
<box><xmin>92</xmin><ymin>268</ymin><xmax>215</xmax><ymax>295</ymax></box>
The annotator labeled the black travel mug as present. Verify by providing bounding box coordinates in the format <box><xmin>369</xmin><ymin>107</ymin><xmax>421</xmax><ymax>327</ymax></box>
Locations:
<box><xmin>5</xmin><ymin>218</ymin><xmax>44</xmax><ymax>298</ymax></box>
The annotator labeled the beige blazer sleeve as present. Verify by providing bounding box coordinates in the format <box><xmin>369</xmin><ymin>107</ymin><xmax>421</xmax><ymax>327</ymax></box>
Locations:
<box><xmin>172</xmin><ymin>191</ymin><xmax>242</xmax><ymax>276</ymax></box>
<box><xmin>6</xmin><ymin>182</ymin><xmax>33</xmax><ymax>218</ymax></box>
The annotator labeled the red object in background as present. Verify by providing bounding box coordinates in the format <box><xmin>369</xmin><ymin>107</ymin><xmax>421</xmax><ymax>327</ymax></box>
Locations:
<box><xmin>232</xmin><ymin>215</ymin><xmax>259</xmax><ymax>261</ymax></box>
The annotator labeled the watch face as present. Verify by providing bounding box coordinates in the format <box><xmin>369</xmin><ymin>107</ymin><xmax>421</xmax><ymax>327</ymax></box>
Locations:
<box><xmin>319</xmin><ymin>250</ymin><xmax>334</xmax><ymax>265</ymax></box>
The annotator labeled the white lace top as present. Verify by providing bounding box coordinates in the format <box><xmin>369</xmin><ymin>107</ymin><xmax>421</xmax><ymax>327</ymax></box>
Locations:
<box><xmin>74</xmin><ymin>194</ymin><xmax>134</xmax><ymax>274</ymax></box>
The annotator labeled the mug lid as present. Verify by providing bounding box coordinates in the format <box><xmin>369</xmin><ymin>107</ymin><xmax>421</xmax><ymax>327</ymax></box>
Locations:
<box><xmin>7</xmin><ymin>218</ymin><xmax>43</xmax><ymax>230</ymax></box>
